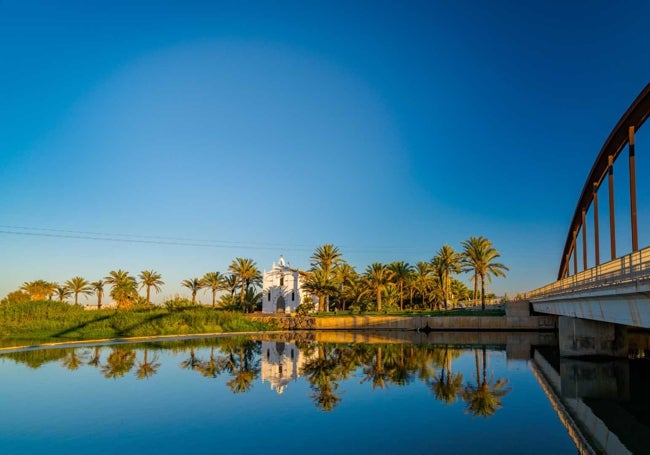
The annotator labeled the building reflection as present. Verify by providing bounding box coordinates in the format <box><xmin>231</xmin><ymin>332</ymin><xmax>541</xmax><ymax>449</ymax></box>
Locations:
<box><xmin>260</xmin><ymin>341</ymin><xmax>313</xmax><ymax>394</ymax></box>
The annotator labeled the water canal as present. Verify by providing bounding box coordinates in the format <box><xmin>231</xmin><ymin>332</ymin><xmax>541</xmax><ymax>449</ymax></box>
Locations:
<box><xmin>0</xmin><ymin>331</ymin><xmax>647</xmax><ymax>454</ymax></box>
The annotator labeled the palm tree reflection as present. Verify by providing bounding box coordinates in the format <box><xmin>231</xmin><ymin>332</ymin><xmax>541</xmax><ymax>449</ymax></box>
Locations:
<box><xmin>226</xmin><ymin>342</ymin><xmax>260</xmax><ymax>394</ymax></box>
<box><xmin>198</xmin><ymin>347</ymin><xmax>227</xmax><ymax>379</ymax></box>
<box><xmin>461</xmin><ymin>347</ymin><xmax>510</xmax><ymax>417</ymax></box>
<box><xmin>61</xmin><ymin>349</ymin><xmax>87</xmax><ymax>371</ymax></box>
<box><xmin>136</xmin><ymin>347</ymin><xmax>161</xmax><ymax>380</ymax></box>
<box><xmin>180</xmin><ymin>347</ymin><xmax>202</xmax><ymax>372</ymax></box>
<box><xmin>429</xmin><ymin>345</ymin><xmax>463</xmax><ymax>405</ymax></box>
<box><xmin>302</xmin><ymin>345</ymin><xmax>342</xmax><ymax>411</ymax></box>
<box><xmin>1</xmin><ymin>338</ymin><xmax>512</xmax><ymax>417</ymax></box>
<box><xmin>101</xmin><ymin>348</ymin><xmax>136</xmax><ymax>379</ymax></box>
<box><xmin>87</xmin><ymin>347</ymin><xmax>102</xmax><ymax>368</ymax></box>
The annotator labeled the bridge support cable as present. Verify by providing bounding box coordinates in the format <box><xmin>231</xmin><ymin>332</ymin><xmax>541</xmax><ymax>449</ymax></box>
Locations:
<box><xmin>629</xmin><ymin>126</ymin><xmax>638</xmax><ymax>252</ymax></box>
<box><xmin>608</xmin><ymin>155</ymin><xmax>616</xmax><ymax>261</ymax></box>
<box><xmin>572</xmin><ymin>233</ymin><xmax>578</xmax><ymax>275</ymax></box>
<box><xmin>593</xmin><ymin>182</ymin><xmax>600</xmax><ymax>266</ymax></box>
<box><xmin>582</xmin><ymin>209</ymin><xmax>588</xmax><ymax>270</ymax></box>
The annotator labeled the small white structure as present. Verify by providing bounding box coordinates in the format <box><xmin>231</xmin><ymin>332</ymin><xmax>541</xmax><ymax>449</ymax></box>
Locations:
<box><xmin>262</xmin><ymin>256</ymin><xmax>314</xmax><ymax>314</ymax></box>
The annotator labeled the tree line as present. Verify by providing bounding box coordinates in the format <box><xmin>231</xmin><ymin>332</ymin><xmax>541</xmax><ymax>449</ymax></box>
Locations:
<box><xmin>6</xmin><ymin>236</ymin><xmax>507</xmax><ymax>312</ymax></box>
<box><xmin>302</xmin><ymin>236</ymin><xmax>507</xmax><ymax>312</ymax></box>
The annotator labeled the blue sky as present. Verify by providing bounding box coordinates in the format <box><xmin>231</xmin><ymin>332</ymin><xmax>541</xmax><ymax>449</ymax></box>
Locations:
<box><xmin>1</xmin><ymin>1</ymin><xmax>649</xmax><ymax>302</ymax></box>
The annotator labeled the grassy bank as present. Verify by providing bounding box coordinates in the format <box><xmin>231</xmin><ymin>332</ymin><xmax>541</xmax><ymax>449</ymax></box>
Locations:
<box><xmin>0</xmin><ymin>300</ymin><xmax>276</xmax><ymax>342</ymax></box>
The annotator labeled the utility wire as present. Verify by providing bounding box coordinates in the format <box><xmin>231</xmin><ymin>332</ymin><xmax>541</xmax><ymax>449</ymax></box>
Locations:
<box><xmin>0</xmin><ymin>225</ymin><xmax>428</xmax><ymax>254</ymax></box>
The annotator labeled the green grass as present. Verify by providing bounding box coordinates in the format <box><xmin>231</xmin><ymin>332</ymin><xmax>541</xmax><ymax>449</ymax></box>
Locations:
<box><xmin>0</xmin><ymin>300</ymin><xmax>277</xmax><ymax>342</ymax></box>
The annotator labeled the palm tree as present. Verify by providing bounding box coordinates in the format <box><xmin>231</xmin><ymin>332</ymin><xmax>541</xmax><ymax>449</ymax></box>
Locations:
<box><xmin>388</xmin><ymin>261</ymin><xmax>413</xmax><ymax>311</ymax></box>
<box><xmin>65</xmin><ymin>276</ymin><xmax>93</xmax><ymax>306</ymax></box>
<box><xmin>310</xmin><ymin>244</ymin><xmax>342</xmax><ymax>278</ymax></box>
<box><xmin>105</xmin><ymin>270</ymin><xmax>138</xmax><ymax>309</ymax></box>
<box><xmin>383</xmin><ymin>284</ymin><xmax>400</xmax><ymax>311</ymax></box>
<box><xmin>432</xmin><ymin>245</ymin><xmax>462</xmax><ymax>310</ymax></box>
<box><xmin>138</xmin><ymin>270</ymin><xmax>164</xmax><ymax>306</ymax></box>
<box><xmin>20</xmin><ymin>280</ymin><xmax>55</xmax><ymax>300</ymax></box>
<box><xmin>461</xmin><ymin>236</ymin><xmax>489</xmax><ymax>306</ymax></box>
<box><xmin>201</xmin><ymin>271</ymin><xmax>225</xmax><ymax>308</ymax></box>
<box><xmin>54</xmin><ymin>285</ymin><xmax>72</xmax><ymax>302</ymax></box>
<box><xmin>228</xmin><ymin>258</ymin><xmax>261</xmax><ymax>312</ymax></box>
<box><xmin>450</xmin><ymin>279</ymin><xmax>470</xmax><ymax>303</ymax></box>
<box><xmin>362</xmin><ymin>263</ymin><xmax>394</xmax><ymax>312</ymax></box>
<box><xmin>462</xmin><ymin>238</ymin><xmax>509</xmax><ymax>310</ymax></box>
<box><xmin>90</xmin><ymin>280</ymin><xmax>104</xmax><ymax>309</ymax></box>
<box><xmin>302</xmin><ymin>270</ymin><xmax>338</xmax><ymax>313</ymax></box>
<box><xmin>223</xmin><ymin>274</ymin><xmax>239</xmax><ymax>297</ymax></box>
<box><xmin>243</xmin><ymin>287</ymin><xmax>262</xmax><ymax>313</ymax></box>
<box><xmin>45</xmin><ymin>282</ymin><xmax>57</xmax><ymax>300</ymax></box>
<box><xmin>333</xmin><ymin>262</ymin><xmax>358</xmax><ymax>311</ymax></box>
<box><xmin>181</xmin><ymin>278</ymin><xmax>203</xmax><ymax>304</ymax></box>
<box><xmin>413</xmin><ymin>262</ymin><xmax>433</xmax><ymax>309</ymax></box>
<box><xmin>310</xmin><ymin>244</ymin><xmax>343</xmax><ymax>312</ymax></box>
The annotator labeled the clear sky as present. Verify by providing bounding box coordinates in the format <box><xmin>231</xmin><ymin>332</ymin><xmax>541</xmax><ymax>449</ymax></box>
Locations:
<box><xmin>1</xmin><ymin>0</ymin><xmax>649</xmax><ymax>302</ymax></box>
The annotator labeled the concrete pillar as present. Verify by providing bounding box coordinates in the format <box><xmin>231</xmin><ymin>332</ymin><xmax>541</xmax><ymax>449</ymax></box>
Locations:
<box><xmin>558</xmin><ymin>316</ymin><xmax>628</xmax><ymax>357</ymax></box>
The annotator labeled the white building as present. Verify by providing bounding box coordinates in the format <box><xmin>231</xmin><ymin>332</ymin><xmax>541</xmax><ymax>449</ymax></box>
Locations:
<box><xmin>262</xmin><ymin>256</ymin><xmax>315</xmax><ymax>314</ymax></box>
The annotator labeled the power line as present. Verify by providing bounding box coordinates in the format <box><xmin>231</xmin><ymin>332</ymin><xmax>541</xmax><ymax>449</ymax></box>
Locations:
<box><xmin>0</xmin><ymin>224</ymin><xmax>311</xmax><ymax>249</ymax></box>
<box><xmin>0</xmin><ymin>229</ymin><xmax>314</xmax><ymax>251</ymax></box>
<box><xmin>0</xmin><ymin>225</ymin><xmax>430</xmax><ymax>254</ymax></box>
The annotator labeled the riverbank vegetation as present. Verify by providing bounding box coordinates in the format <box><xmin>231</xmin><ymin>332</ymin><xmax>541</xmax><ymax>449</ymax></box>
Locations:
<box><xmin>3</xmin><ymin>236</ymin><xmax>508</xmax><ymax>325</ymax></box>
<box><xmin>0</xmin><ymin>300</ymin><xmax>275</xmax><ymax>341</ymax></box>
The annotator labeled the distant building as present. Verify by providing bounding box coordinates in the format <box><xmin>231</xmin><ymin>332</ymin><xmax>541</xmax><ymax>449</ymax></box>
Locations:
<box><xmin>261</xmin><ymin>256</ymin><xmax>316</xmax><ymax>314</ymax></box>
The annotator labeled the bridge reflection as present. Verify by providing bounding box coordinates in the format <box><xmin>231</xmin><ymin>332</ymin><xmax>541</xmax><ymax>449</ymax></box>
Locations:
<box><xmin>532</xmin><ymin>346</ymin><xmax>650</xmax><ymax>454</ymax></box>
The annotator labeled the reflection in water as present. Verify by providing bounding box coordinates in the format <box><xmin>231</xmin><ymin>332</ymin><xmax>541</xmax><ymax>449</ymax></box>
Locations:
<box><xmin>61</xmin><ymin>350</ymin><xmax>87</xmax><ymax>371</ymax></box>
<box><xmin>101</xmin><ymin>349</ymin><xmax>136</xmax><ymax>379</ymax></box>
<box><xmin>137</xmin><ymin>348</ymin><xmax>160</xmax><ymax>380</ymax></box>
<box><xmin>533</xmin><ymin>347</ymin><xmax>650</xmax><ymax>454</ymax></box>
<box><xmin>430</xmin><ymin>346</ymin><xmax>463</xmax><ymax>405</ymax></box>
<box><xmin>462</xmin><ymin>347</ymin><xmax>510</xmax><ymax>418</ymax></box>
<box><xmin>0</xmin><ymin>336</ymin><xmax>513</xmax><ymax>416</ymax></box>
<box><xmin>261</xmin><ymin>341</ymin><xmax>308</xmax><ymax>394</ymax></box>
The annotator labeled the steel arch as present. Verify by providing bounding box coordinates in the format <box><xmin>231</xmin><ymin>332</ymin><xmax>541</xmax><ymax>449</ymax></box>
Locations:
<box><xmin>558</xmin><ymin>83</ymin><xmax>650</xmax><ymax>279</ymax></box>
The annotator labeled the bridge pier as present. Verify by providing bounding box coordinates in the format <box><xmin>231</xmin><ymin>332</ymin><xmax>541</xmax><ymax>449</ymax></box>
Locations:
<box><xmin>558</xmin><ymin>316</ymin><xmax>628</xmax><ymax>357</ymax></box>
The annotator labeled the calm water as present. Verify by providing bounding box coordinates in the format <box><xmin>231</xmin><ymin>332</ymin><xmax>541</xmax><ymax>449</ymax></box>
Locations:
<box><xmin>0</xmin><ymin>331</ymin><xmax>646</xmax><ymax>454</ymax></box>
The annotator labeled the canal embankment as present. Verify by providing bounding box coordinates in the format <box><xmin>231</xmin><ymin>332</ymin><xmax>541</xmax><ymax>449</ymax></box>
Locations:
<box><xmin>251</xmin><ymin>301</ymin><xmax>558</xmax><ymax>332</ymax></box>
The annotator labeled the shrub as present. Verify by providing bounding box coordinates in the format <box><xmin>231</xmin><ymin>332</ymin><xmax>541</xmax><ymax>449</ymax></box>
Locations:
<box><xmin>295</xmin><ymin>301</ymin><xmax>315</xmax><ymax>316</ymax></box>
<box><xmin>163</xmin><ymin>296</ymin><xmax>197</xmax><ymax>311</ymax></box>
<box><xmin>1</xmin><ymin>290</ymin><xmax>31</xmax><ymax>305</ymax></box>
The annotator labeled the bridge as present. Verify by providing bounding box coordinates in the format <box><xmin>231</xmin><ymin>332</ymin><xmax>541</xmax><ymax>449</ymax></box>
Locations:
<box><xmin>528</xmin><ymin>82</ymin><xmax>650</xmax><ymax>357</ymax></box>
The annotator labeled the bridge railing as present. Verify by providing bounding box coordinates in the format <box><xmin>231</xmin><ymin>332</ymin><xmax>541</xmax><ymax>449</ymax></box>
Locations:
<box><xmin>528</xmin><ymin>246</ymin><xmax>650</xmax><ymax>299</ymax></box>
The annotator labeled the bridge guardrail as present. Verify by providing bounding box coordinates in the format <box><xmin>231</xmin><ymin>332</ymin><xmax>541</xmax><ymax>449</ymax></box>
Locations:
<box><xmin>529</xmin><ymin>246</ymin><xmax>650</xmax><ymax>299</ymax></box>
